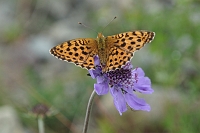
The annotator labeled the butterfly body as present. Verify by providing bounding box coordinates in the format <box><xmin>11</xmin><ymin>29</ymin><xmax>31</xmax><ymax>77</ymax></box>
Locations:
<box><xmin>96</xmin><ymin>33</ymin><xmax>108</xmax><ymax>69</ymax></box>
<box><xmin>50</xmin><ymin>31</ymin><xmax>155</xmax><ymax>72</ymax></box>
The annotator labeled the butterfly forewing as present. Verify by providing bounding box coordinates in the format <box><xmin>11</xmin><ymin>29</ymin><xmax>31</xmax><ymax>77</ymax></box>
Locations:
<box><xmin>50</xmin><ymin>38</ymin><xmax>98</xmax><ymax>69</ymax></box>
<box><xmin>104</xmin><ymin>31</ymin><xmax>155</xmax><ymax>71</ymax></box>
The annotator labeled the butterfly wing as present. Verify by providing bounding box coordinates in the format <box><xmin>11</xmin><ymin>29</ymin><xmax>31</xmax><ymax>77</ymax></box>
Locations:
<box><xmin>103</xmin><ymin>46</ymin><xmax>134</xmax><ymax>72</ymax></box>
<box><xmin>50</xmin><ymin>38</ymin><xmax>98</xmax><ymax>70</ymax></box>
<box><xmin>105</xmin><ymin>31</ymin><xmax>155</xmax><ymax>71</ymax></box>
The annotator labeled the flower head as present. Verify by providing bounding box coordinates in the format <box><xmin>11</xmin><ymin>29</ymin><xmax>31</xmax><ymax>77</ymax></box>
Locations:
<box><xmin>31</xmin><ymin>104</ymin><xmax>49</xmax><ymax>118</ymax></box>
<box><xmin>89</xmin><ymin>56</ymin><xmax>154</xmax><ymax>115</ymax></box>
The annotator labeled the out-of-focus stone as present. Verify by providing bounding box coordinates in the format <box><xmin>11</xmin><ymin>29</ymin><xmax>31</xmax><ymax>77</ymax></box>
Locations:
<box><xmin>0</xmin><ymin>106</ymin><xmax>25</xmax><ymax>133</ymax></box>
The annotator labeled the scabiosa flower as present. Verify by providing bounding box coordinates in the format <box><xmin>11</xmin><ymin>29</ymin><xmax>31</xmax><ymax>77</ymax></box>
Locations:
<box><xmin>89</xmin><ymin>56</ymin><xmax>154</xmax><ymax>115</ymax></box>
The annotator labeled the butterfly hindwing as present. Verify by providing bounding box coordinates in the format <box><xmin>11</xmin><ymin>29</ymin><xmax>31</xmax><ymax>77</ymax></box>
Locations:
<box><xmin>105</xmin><ymin>46</ymin><xmax>134</xmax><ymax>72</ymax></box>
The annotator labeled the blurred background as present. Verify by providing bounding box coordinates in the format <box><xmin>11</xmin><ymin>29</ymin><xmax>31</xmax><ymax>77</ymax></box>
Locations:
<box><xmin>0</xmin><ymin>0</ymin><xmax>200</xmax><ymax>133</ymax></box>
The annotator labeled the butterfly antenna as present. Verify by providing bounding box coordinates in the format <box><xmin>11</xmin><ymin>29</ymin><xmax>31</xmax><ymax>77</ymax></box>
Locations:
<box><xmin>78</xmin><ymin>22</ymin><xmax>98</xmax><ymax>34</ymax></box>
<box><xmin>101</xmin><ymin>16</ymin><xmax>117</xmax><ymax>33</ymax></box>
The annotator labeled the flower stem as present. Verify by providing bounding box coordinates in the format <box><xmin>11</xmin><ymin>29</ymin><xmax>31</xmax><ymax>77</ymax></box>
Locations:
<box><xmin>38</xmin><ymin>117</ymin><xmax>45</xmax><ymax>133</ymax></box>
<box><xmin>82</xmin><ymin>90</ymin><xmax>96</xmax><ymax>133</ymax></box>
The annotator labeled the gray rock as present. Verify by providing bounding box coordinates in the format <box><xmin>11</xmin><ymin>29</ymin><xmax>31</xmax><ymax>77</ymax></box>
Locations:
<box><xmin>0</xmin><ymin>106</ymin><xmax>25</xmax><ymax>133</ymax></box>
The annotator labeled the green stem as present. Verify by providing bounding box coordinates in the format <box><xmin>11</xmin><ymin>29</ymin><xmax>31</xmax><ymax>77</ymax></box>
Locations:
<box><xmin>82</xmin><ymin>90</ymin><xmax>96</xmax><ymax>133</ymax></box>
<box><xmin>38</xmin><ymin>117</ymin><xmax>45</xmax><ymax>133</ymax></box>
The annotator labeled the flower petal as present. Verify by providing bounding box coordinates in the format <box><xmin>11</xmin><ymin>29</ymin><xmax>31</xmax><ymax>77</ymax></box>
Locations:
<box><xmin>88</xmin><ymin>69</ymin><xmax>98</xmax><ymax>79</ymax></box>
<box><xmin>125</xmin><ymin>93</ymin><xmax>151</xmax><ymax>111</ymax></box>
<box><xmin>135</xmin><ymin>67</ymin><xmax>145</xmax><ymax>77</ymax></box>
<box><xmin>110</xmin><ymin>87</ymin><xmax>127</xmax><ymax>115</ymax></box>
<box><xmin>94</xmin><ymin>55</ymin><xmax>100</xmax><ymax>66</ymax></box>
<box><xmin>96</xmin><ymin>76</ymin><xmax>104</xmax><ymax>83</ymax></box>
<box><xmin>94</xmin><ymin>82</ymin><xmax>109</xmax><ymax>95</ymax></box>
<box><xmin>134</xmin><ymin>77</ymin><xmax>154</xmax><ymax>94</ymax></box>
<box><xmin>122</xmin><ymin>62</ymin><xmax>133</xmax><ymax>70</ymax></box>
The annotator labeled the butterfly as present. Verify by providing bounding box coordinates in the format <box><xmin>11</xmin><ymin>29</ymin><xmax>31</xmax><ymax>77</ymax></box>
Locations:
<box><xmin>50</xmin><ymin>30</ymin><xmax>155</xmax><ymax>72</ymax></box>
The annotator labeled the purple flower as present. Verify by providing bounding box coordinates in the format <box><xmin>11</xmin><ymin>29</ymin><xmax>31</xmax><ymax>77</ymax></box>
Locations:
<box><xmin>89</xmin><ymin>56</ymin><xmax>154</xmax><ymax>115</ymax></box>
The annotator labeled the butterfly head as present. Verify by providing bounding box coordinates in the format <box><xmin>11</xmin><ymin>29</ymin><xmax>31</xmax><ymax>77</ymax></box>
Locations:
<box><xmin>96</xmin><ymin>33</ymin><xmax>105</xmax><ymax>44</ymax></box>
<box><xmin>97</xmin><ymin>33</ymin><xmax>104</xmax><ymax>38</ymax></box>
